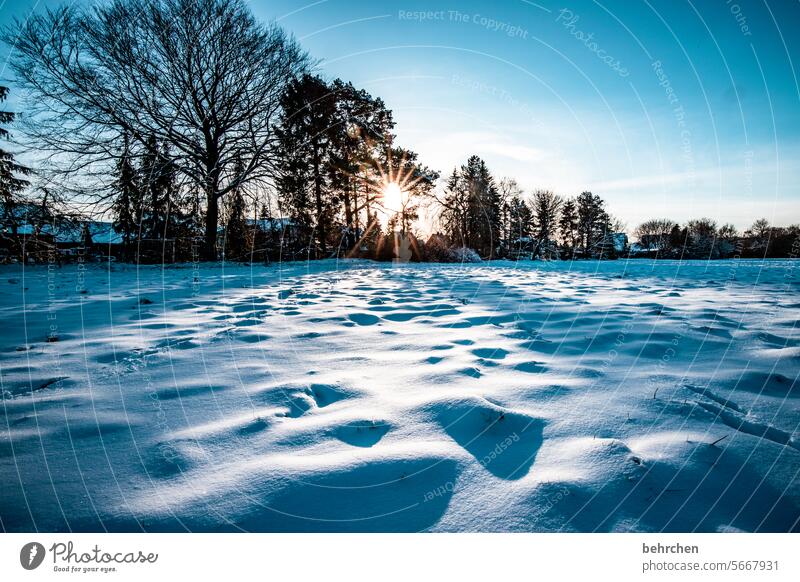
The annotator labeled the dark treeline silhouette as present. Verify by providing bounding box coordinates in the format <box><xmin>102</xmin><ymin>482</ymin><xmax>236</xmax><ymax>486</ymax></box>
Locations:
<box><xmin>1</xmin><ymin>0</ymin><xmax>797</xmax><ymax>264</ymax></box>
<box><xmin>632</xmin><ymin>217</ymin><xmax>799</xmax><ymax>260</ymax></box>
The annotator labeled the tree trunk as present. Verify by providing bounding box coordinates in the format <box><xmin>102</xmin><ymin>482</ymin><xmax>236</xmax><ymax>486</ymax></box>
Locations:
<box><xmin>312</xmin><ymin>142</ymin><xmax>326</xmax><ymax>258</ymax></box>
<box><xmin>203</xmin><ymin>193</ymin><xmax>219</xmax><ymax>261</ymax></box>
<box><xmin>343</xmin><ymin>183</ymin><xmax>353</xmax><ymax>230</ymax></box>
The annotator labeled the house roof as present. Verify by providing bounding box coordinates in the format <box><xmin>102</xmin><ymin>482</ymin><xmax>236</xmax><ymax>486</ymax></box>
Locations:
<box><xmin>9</xmin><ymin>220</ymin><xmax>123</xmax><ymax>245</ymax></box>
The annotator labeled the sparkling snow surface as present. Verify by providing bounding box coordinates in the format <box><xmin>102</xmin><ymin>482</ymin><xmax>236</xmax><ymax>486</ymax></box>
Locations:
<box><xmin>1</xmin><ymin>259</ymin><xmax>799</xmax><ymax>532</ymax></box>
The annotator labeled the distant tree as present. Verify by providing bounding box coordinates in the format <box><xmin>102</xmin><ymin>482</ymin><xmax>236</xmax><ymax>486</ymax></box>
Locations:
<box><xmin>439</xmin><ymin>168</ymin><xmax>470</xmax><ymax>247</ymax></box>
<box><xmin>716</xmin><ymin>223</ymin><xmax>738</xmax><ymax>258</ymax></box>
<box><xmin>530</xmin><ymin>189</ymin><xmax>562</xmax><ymax>256</ymax></box>
<box><xmin>745</xmin><ymin>218</ymin><xmax>772</xmax><ymax>257</ymax></box>
<box><xmin>686</xmin><ymin>218</ymin><xmax>718</xmax><ymax>258</ymax></box>
<box><xmin>497</xmin><ymin>178</ymin><xmax>523</xmax><ymax>244</ymax></box>
<box><xmin>771</xmin><ymin>225</ymin><xmax>800</xmax><ymax>257</ymax></box>
<box><xmin>378</xmin><ymin>146</ymin><xmax>438</xmax><ymax>235</ymax></box>
<box><xmin>576</xmin><ymin>191</ymin><xmax>607</xmax><ymax>256</ymax></box>
<box><xmin>274</xmin><ymin>74</ymin><xmax>338</xmax><ymax>257</ymax></box>
<box><xmin>0</xmin><ymin>86</ymin><xmax>32</xmax><ymax>258</ymax></box>
<box><xmin>461</xmin><ymin>155</ymin><xmax>501</xmax><ymax>257</ymax></box>
<box><xmin>668</xmin><ymin>224</ymin><xmax>688</xmax><ymax>257</ymax></box>
<box><xmin>634</xmin><ymin>218</ymin><xmax>676</xmax><ymax>252</ymax></box>
<box><xmin>222</xmin><ymin>158</ymin><xmax>250</xmax><ymax>261</ymax></box>
<box><xmin>507</xmin><ymin>195</ymin><xmax>533</xmax><ymax>241</ymax></box>
<box><xmin>6</xmin><ymin>0</ymin><xmax>309</xmax><ymax>260</ymax></box>
<box><xmin>111</xmin><ymin>133</ymin><xmax>142</xmax><ymax>261</ymax></box>
<box><xmin>558</xmin><ymin>197</ymin><xmax>578</xmax><ymax>255</ymax></box>
<box><xmin>747</xmin><ymin>218</ymin><xmax>771</xmax><ymax>239</ymax></box>
<box><xmin>328</xmin><ymin>79</ymin><xmax>395</xmax><ymax>235</ymax></box>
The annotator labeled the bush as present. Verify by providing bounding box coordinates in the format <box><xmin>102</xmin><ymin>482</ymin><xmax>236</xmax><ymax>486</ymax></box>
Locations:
<box><xmin>422</xmin><ymin>235</ymin><xmax>480</xmax><ymax>263</ymax></box>
<box><xmin>449</xmin><ymin>246</ymin><xmax>481</xmax><ymax>263</ymax></box>
<box><xmin>422</xmin><ymin>234</ymin><xmax>452</xmax><ymax>262</ymax></box>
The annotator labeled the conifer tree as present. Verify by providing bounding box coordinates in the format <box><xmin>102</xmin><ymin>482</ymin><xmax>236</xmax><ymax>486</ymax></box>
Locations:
<box><xmin>111</xmin><ymin>133</ymin><xmax>141</xmax><ymax>261</ymax></box>
<box><xmin>559</xmin><ymin>198</ymin><xmax>578</xmax><ymax>254</ymax></box>
<box><xmin>222</xmin><ymin>158</ymin><xmax>249</xmax><ymax>261</ymax></box>
<box><xmin>0</xmin><ymin>86</ymin><xmax>32</xmax><ymax>258</ymax></box>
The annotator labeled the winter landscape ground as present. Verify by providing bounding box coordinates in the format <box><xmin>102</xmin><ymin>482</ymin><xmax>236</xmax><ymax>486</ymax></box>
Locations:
<box><xmin>1</xmin><ymin>259</ymin><xmax>799</xmax><ymax>532</ymax></box>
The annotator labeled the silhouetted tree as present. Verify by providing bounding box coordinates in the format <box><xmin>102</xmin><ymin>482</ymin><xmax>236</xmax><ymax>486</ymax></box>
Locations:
<box><xmin>5</xmin><ymin>0</ymin><xmax>309</xmax><ymax>260</ymax></box>
<box><xmin>531</xmin><ymin>189</ymin><xmax>561</xmax><ymax>257</ymax></box>
<box><xmin>576</xmin><ymin>191</ymin><xmax>607</xmax><ymax>256</ymax></box>
<box><xmin>222</xmin><ymin>160</ymin><xmax>249</xmax><ymax>261</ymax></box>
<box><xmin>558</xmin><ymin>197</ymin><xmax>578</xmax><ymax>255</ymax></box>
<box><xmin>634</xmin><ymin>218</ymin><xmax>676</xmax><ymax>252</ymax></box>
<box><xmin>111</xmin><ymin>133</ymin><xmax>142</xmax><ymax>260</ymax></box>
<box><xmin>0</xmin><ymin>86</ymin><xmax>32</xmax><ymax>258</ymax></box>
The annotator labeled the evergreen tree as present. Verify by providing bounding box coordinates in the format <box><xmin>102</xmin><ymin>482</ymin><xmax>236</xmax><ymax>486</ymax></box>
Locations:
<box><xmin>139</xmin><ymin>134</ymin><xmax>175</xmax><ymax>240</ymax></box>
<box><xmin>111</xmin><ymin>133</ymin><xmax>142</xmax><ymax>261</ymax></box>
<box><xmin>669</xmin><ymin>224</ymin><xmax>688</xmax><ymax>257</ymax></box>
<box><xmin>440</xmin><ymin>168</ymin><xmax>469</xmax><ymax>246</ymax></box>
<box><xmin>462</xmin><ymin>155</ymin><xmax>501</xmax><ymax>257</ymax></box>
<box><xmin>531</xmin><ymin>189</ymin><xmax>562</xmax><ymax>257</ymax></box>
<box><xmin>576</xmin><ymin>191</ymin><xmax>606</xmax><ymax>256</ymax></box>
<box><xmin>0</xmin><ymin>86</ymin><xmax>32</xmax><ymax>258</ymax></box>
<box><xmin>222</xmin><ymin>158</ymin><xmax>249</xmax><ymax>261</ymax></box>
<box><xmin>274</xmin><ymin>74</ymin><xmax>338</xmax><ymax>258</ymax></box>
<box><xmin>497</xmin><ymin>178</ymin><xmax>523</xmax><ymax>247</ymax></box>
<box><xmin>507</xmin><ymin>195</ymin><xmax>532</xmax><ymax>241</ymax></box>
<box><xmin>329</xmin><ymin>79</ymin><xmax>395</xmax><ymax>235</ymax></box>
<box><xmin>559</xmin><ymin>197</ymin><xmax>578</xmax><ymax>254</ymax></box>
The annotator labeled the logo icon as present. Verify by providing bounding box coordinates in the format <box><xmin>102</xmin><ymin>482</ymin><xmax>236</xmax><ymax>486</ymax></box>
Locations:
<box><xmin>20</xmin><ymin>542</ymin><xmax>46</xmax><ymax>570</ymax></box>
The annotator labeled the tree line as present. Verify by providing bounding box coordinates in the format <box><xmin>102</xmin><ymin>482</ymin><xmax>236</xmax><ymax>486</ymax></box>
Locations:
<box><xmin>1</xmin><ymin>0</ymin><xmax>798</xmax><ymax>264</ymax></box>
<box><xmin>633</xmin><ymin>217</ymin><xmax>799</xmax><ymax>259</ymax></box>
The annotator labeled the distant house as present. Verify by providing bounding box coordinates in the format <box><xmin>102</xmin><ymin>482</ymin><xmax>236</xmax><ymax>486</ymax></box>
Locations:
<box><xmin>612</xmin><ymin>233</ymin><xmax>628</xmax><ymax>254</ymax></box>
<box><xmin>505</xmin><ymin>236</ymin><xmax>536</xmax><ymax>260</ymax></box>
<box><xmin>0</xmin><ymin>209</ymin><xmax>122</xmax><ymax>259</ymax></box>
<box><xmin>215</xmin><ymin>216</ymin><xmax>304</xmax><ymax>262</ymax></box>
<box><xmin>629</xmin><ymin>241</ymin><xmax>661</xmax><ymax>256</ymax></box>
<box><xmin>54</xmin><ymin>221</ymin><xmax>123</xmax><ymax>249</ymax></box>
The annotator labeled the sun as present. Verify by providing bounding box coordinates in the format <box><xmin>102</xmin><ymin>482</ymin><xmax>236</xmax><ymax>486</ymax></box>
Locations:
<box><xmin>381</xmin><ymin>181</ymin><xmax>405</xmax><ymax>213</ymax></box>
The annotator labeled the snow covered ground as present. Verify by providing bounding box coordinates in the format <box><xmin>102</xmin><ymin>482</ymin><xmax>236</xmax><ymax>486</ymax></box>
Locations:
<box><xmin>1</xmin><ymin>259</ymin><xmax>798</xmax><ymax>532</ymax></box>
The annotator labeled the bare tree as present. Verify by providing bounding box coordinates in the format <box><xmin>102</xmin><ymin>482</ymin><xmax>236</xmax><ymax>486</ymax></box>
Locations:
<box><xmin>634</xmin><ymin>218</ymin><xmax>675</xmax><ymax>251</ymax></box>
<box><xmin>4</xmin><ymin>0</ymin><xmax>309</xmax><ymax>259</ymax></box>
<box><xmin>497</xmin><ymin>177</ymin><xmax>523</xmax><ymax>242</ymax></box>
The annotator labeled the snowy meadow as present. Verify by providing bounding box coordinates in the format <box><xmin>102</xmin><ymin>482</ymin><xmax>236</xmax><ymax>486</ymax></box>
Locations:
<box><xmin>1</xmin><ymin>258</ymin><xmax>798</xmax><ymax>532</ymax></box>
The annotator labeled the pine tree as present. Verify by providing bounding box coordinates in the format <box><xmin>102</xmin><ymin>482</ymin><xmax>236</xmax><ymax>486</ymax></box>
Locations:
<box><xmin>576</xmin><ymin>191</ymin><xmax>607</xmax><ymax>257</ymax></box>
<box><xmin>222</xmin><ymin>158</ymin><xmax>249</xmax><ymax>261</ymax></box>
<box><xmin>111</xmin><ymin>133</ymin><xmax>142</xmax><ymax>261</ymax></box>
<box><xmin>274</xmin><ymin>74</ymin><xmax>338</xmax><ymax>258</ymax></box>
<box><xmin>139</xmin><ymin>134</ymin><xmax>174</xmax><ymax>240</ymax></box>
<box><xmin>507</xmin><ymin>196</ymin><xmax>532</xmax><ymax>241</ymax></box>
<box><xmin>559</xmin><ymin>198</ymin><xmax>578</xmax><ymax>254</ymax></box>
<box><xmin>531</xmin><ymin>190</ymin><xmax>562</xmax><ymax>258</ymax></box>
<box><xmin>0</xmin><ymin>86</ymin><xmax>32</xmax><ymax>258</ymax></box>
<box><xmin>440</xmin><ymin>168</ymin><xmax>468</xmax><ymax>246</ymax></box>
<box><xmin>328</xmin><ymin>79</ymin><xmax>395</xmax><ymax>235</ymax></box>
<box><xmin>461</xmin><ymin>155</ymin><xmax>500</xmax><ymax>257</ymax></box>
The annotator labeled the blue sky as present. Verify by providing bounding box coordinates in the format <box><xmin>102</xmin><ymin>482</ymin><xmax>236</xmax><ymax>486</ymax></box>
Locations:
<box><xmin>2</xmin><ymin>0</ymin><xmax>799</xmax><ymax>230</ymax></box>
